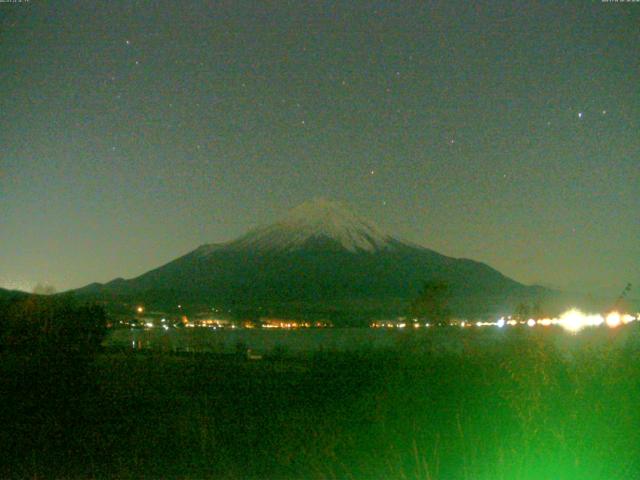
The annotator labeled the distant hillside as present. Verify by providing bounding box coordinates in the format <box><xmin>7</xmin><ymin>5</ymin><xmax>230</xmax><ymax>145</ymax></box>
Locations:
<box><xmin>0</xmin><ymin>288</ymin><xmax>31</xmax><ymax>302</ymax></box>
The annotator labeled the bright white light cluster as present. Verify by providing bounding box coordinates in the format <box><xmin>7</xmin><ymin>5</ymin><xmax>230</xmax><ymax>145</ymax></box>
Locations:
<box><xmin>487</xmin><ymin>309</ymin><xmax>638</xmax><ymax>333</ymax></box>
<box><xmin>370</xmin><ymin>311</ymin><xmax>638</xmax><ymax>332</ymax></box>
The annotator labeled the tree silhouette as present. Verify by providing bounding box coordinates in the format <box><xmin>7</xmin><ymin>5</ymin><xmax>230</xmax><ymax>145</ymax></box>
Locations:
<box><xmin>514</xmin><ymin>302</ymin><xmax>531</xmax><ymax>321</ymax></box>
<box><xmin>410</xmin><ymin>280</ymin><xmax>452</xmax><ymax>326</ymax></box>
<box><xmin>0</xmin><ymin>295</ymin><xmax>107</xmax><ymax>354</ymax></box>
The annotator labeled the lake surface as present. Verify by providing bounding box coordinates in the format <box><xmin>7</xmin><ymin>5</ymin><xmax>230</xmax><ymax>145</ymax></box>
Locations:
<box><xmin>104</xmin><ymin>324</ymin><xmax>640</xmax><ymax>356</ymax></box>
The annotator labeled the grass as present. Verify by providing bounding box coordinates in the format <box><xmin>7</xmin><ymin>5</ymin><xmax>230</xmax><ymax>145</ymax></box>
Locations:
<box><xmin>1</xmin><ymin>326</ymin><xmax>639</xmax><ymax>479</ymax></box>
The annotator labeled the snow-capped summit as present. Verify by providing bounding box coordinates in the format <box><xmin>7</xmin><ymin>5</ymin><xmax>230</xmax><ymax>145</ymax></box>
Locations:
<box><xmin>227</xmin><ymin>198</ymin><xmax>393</xmax><ymax>253</ymax></box>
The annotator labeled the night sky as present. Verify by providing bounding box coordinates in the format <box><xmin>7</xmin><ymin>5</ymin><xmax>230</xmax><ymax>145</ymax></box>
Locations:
<box><xmin>1</xmin><ymin>1</ymin><xmax>638</xmax><ymax>297</ymax></box>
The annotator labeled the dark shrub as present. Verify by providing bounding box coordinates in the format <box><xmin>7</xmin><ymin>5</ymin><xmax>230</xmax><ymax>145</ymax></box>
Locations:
<box><xmin>0</xmin><ymin>295</ymin><xmax>109</xmax><ymax>477</ymax></box>
<box><xmin>0</xmin><ymin>295</ymin><xmax>107</xmax><ymax>355</ymax></box>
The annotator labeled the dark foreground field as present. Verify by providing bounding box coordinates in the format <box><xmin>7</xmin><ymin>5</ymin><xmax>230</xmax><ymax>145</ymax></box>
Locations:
<box><xmin>2</xmin><ymin>328</ymin><xmax>639</xmax><ymax>479</ymax></box>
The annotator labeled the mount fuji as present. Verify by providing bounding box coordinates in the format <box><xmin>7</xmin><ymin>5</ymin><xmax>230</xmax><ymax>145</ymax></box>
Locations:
<box><xmin>75</xmin><ymin>199</ymin><xmax>551</xmax><ymax>321</ymax></box>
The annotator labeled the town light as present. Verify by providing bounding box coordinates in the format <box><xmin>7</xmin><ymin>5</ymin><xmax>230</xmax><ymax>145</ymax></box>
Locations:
<box><xmin>606</xmin><ymin>312</ymin><xmax>621</xmax><ymax>328</ymax></box>
<box><xmin>559</xmin><ymin>309</ymin><xmax>587</xmax><ymax>333</ymax></box>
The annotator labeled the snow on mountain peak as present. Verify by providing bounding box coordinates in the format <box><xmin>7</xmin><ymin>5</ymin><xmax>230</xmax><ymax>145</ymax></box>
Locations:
<box><xmin>227</xmin><ymin>198</ymin><xmax>394</xmax><ymax>253</ymax></box>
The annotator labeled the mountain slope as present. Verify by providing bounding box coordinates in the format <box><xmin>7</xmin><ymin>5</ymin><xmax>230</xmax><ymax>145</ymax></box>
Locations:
<box><xmin>74</xmin><ymin>199</ymin><xmax>553</xmax><ymax>320</ymax></box>
<box><xmin>0</xmin><ymin>288</ymin><xmax>31</xmax><ymax>302</ymax></box>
